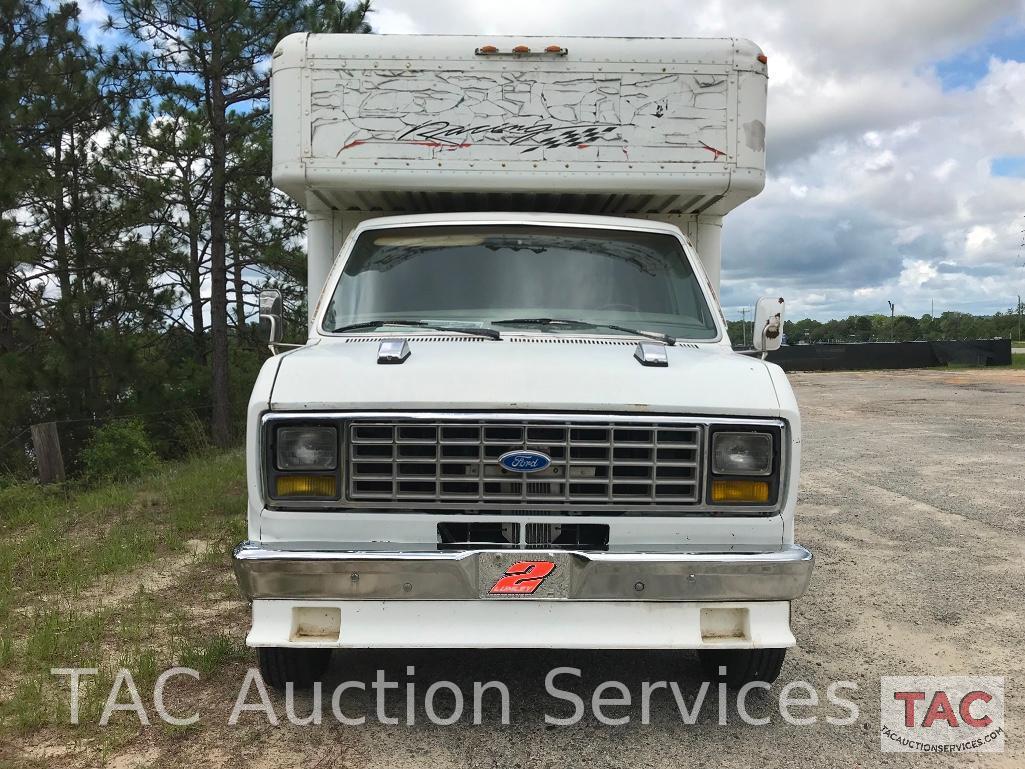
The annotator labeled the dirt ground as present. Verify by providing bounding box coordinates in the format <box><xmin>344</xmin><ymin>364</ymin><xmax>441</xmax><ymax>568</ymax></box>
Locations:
<box><xmin>14</xmin><ymin>368</ymin><xmax>1025</xmax><ymax>768</ymax></box>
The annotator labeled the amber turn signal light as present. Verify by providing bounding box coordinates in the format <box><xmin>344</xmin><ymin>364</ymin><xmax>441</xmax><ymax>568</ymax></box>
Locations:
<box><xmin>275</xmin><ymin>475</ymin><xmax>337</xmax><ymax>497</ymax></box>
<box><xmin>711</xmin><ymin>479</ymin><xmax>769</xmax><ymax>504</ymax></box>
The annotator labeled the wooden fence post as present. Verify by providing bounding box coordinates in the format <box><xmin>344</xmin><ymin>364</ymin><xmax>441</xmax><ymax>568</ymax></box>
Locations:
<box><xmin>31</xmin><ymin>422</ymin><xmax>65</xmax><ymax>484</ymax></box>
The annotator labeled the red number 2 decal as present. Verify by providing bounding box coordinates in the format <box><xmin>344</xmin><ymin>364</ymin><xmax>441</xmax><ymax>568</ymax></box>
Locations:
<box><xmin>489</xmin><ymin>561</ymin><xmax>556</xmax><ymax>594</ymax></box>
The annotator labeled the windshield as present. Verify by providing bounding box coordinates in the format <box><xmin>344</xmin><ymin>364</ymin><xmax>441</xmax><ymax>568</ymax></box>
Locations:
<box><xmin>322</xmin><ymin>224</ymin><xmax>719</xmax><ymax>340</ymax></box>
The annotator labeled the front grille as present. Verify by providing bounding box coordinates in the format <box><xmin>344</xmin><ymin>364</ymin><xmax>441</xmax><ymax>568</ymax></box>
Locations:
<box><xmin>437</xmin><ymin>521</ymin><xmax>519</xmax><ymax>549</ymax></box>
<box><xmin>347</xmin><ymin>419</ymin><xmax>701</xmax><ymax>507</ymax></box>
<box><xmin>524</xmin><ymin>522</ymin><xmax>609</xmax><ymax>549</ymax></box>
<box><xmin>435</xmin><ymin>522</ymin><xmax>609</xmax><ymax>550</ymax></box>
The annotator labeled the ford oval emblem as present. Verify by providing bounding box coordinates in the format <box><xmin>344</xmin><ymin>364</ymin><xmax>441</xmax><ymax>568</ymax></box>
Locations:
<box><xmin>498</xmin><ymin>449</ymin><xmax>552</xmax><ymax>473</ymax></box>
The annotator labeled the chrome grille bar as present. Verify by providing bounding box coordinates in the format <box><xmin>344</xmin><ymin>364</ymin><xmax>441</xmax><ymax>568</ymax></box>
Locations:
<box><xmin>348</xmin><ymin>419</ymin><xmax>701</xmax><ymax>507</ymax></box>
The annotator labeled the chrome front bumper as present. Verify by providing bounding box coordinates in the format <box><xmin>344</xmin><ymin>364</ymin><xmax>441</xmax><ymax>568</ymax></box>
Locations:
<box><xmin>233</xmin><ymin>542</ymin><xmax>814</xmax><ymax>602</ymax></box>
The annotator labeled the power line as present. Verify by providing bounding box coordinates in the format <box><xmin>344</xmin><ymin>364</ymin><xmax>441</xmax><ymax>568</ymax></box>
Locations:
<box><xmin>1</xmin><ymin>405</ymin><xmax>215</xmax><ymax>449</ymax></box>
<box><xmin>0</xmin><ymin>427</ymin><xmax>32</xmax><ymax>453</ymax></box>
<box><xmin>51</xmin><ymin>404</ymin><xmax>213</xmax><ymax>426</ymax></box>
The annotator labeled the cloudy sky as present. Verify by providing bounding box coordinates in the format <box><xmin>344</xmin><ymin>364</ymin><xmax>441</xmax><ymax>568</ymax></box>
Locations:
<box><xmin>368</xmin><ymin>0</ymin><xmax>1025</xmax><ymax>321</ymax></box>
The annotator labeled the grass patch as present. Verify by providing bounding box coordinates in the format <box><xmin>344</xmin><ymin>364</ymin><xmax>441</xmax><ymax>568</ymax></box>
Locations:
<box><xmin>1</xmin><ymin>576</ymin><xmax>248</xmax><ymax>735</ymax></box>
<box><xmin>0</xmin><ymin>449</ymin><xmax>250</xmax><ymax>746</ymax></box>
<box><xmin>945</xmin><ymin>357</ymin><xmax>1025</xmax><ymax>370</ymax></box>
<box><xmin>177</xmin><ymin>634</ymin><xmax>247</xmax><ymax>676</ymax></box>
<box><xmin>0</xmin><ymin>450</ymin><xmax>245</xmax><ymax>622</ymax></box>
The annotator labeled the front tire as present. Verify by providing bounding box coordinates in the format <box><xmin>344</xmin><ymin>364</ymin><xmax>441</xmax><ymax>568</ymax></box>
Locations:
<box><xmin>698</xmin><ymin>647</ymin><xmax>786</xmax><ymax>687</ymax></box>
<box><xmin>258</xmin><ymin>647</ymin><xmax>332</xmax><ymax>690</ymax></box>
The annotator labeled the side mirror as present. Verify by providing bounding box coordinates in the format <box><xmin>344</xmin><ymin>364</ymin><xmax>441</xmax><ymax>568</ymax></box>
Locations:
<box><xmin>259</xmin><ymin>289</ymin><xmax>284</xmax><ymax>348</ymax></box>
<box><xmin>753</xmin><ymin>296</ymin><xmax>785</xmax><ymax>353</ymax></box>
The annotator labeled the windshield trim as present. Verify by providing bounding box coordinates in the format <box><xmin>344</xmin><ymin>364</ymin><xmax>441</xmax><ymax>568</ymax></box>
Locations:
<box><xmin>314</xmin><ymin>217</ymin><xmax>725</xmax><ymax>345</ymax></box>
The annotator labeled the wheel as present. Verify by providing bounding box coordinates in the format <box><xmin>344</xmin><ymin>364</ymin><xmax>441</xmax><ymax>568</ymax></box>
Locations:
<box><xmin>258</xmin><ymin>647</ymin><xmax>332</xmax><ymax>689</ymax></box>
<box><xmin>698</xmin><ymin>648</ymin><xmax>786</xmax><ymax>687</ymax></box>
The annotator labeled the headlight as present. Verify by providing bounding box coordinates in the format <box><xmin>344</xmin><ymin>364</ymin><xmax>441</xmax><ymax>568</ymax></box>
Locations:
<box><xmin>711</xmin><ymin>432</ymin><xmax>773</xmax><ymax>476</ymax></box>
<box><xmin>276</xmin><ymin>426</ymin><xmax>338</xmax><ymax>470</ymax></box>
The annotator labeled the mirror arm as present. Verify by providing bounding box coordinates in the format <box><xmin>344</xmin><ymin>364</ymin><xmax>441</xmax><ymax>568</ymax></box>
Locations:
<box><xmin>265</xmin><ymin>316</ymin><xmax>278</xmax><ymax>354</ymax></box>
<box><xmin>268</xmin><ymin>342</ymin><xmax>305</xmax><ymax>354</ymax></box>
<box><xmin>262</xmin><ymin>316</ymin><xmax>296</xmax><ymax>355</ymax></box>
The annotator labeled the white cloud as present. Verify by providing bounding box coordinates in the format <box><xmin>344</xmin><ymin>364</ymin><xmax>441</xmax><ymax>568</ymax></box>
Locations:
<box><xmin>76</xmin><ymin>0</ymin><xmax>107</xmax><ymax>24</ymax></box>
<box><xmin>864</xmin><ymin>150</ymin><xmax>897</xmax><ymax>173</ymax></box>
<box><xmin>933</xmin><ymin>158</ymin><xmax>958</xmax><ymax>180</ymax></box>
<box><xmin>371</xmin><ymin>6</ymin><xmax>419</xmax><ymax>35</ymax></box>
<box><xmin>372</xmin><ymin>0</ymin><xmax>1025</xmax><ymax>319</ymax></box>
<box><xmin>898</xmin><ymin>259</ymin><xmax>939</xmax><ymax>289</ymax></box>
<box><xmin>966</xmin><ymin>225</ymin><xmax>997</xmax><ymax>252</ymax></box>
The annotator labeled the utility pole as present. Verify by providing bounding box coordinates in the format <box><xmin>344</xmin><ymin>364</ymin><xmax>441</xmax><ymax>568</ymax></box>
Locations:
<box><xmin>888</xmin><ymin>300</ymin><xmax>895</xmax><ymax>341</ymax></box>
<box><xmin>1018</xmin><ymin>295</ymin><xmax>1022</xmax><ymax>342</ymax></box>
<box><xmin>741</xmin><ymin>307</ymin><xmax>747</xmax><ymax>347</ymax></box>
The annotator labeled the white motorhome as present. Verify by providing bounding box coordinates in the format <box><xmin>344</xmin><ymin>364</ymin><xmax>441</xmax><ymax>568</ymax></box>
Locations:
<box><xmin>235</xmin><ymin>34</ymin><xmax>812</xmax><ymax>689</ymax></box>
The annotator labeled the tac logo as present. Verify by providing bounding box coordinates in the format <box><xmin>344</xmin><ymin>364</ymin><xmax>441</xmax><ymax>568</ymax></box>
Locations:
<box><xmin>880</xmin><ymin>676</ymin><xmax>1004</xmax><ymax>753</ymax></box>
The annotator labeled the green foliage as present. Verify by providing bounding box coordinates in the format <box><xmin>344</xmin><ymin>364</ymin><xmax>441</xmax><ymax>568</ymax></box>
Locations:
<box><xmin>305</xmin><ymin>0</ymin><xmax>373</xmax><ymax>32</ymax></box>
<box><xmin>728</xmin><ymin>307</ymin><xmax>1025</xmax><ymax>347</ymax></box>
<box><xmin>0</xmin><ymin>451</ymin><xmax>245</xmax><ymax>612</ymax></box>
<box><xmin>79</xmin><ymin>419</ymin><xmax>158</xmax><ymax>484</ymax></box>
<box><xmin>0</xmin><ymin>0</ymin><xmax>374</xmax><ymax>475</ymax></box>
<box><xmin>0</xmin><ymin>449</ymin><xmax>247</xmax><ymax>738</ymax></box>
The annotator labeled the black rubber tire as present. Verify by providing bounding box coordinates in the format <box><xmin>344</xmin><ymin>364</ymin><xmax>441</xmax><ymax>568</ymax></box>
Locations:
<box><xmin>698</xmin><ymin>648</ymin><xmax>786</xmax><ymax>687</ymax></box>
<box><xmin>258</xmin><ymin>647</ymin><xmax>332</xmax><ymax>690</ymax></box>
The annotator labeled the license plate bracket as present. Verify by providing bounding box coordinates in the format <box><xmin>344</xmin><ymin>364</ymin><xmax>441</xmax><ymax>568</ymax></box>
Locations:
<box><xmin>478</xmin><ymin>551</ymin><xmax>570</xmax><ymax>599</ymax></box>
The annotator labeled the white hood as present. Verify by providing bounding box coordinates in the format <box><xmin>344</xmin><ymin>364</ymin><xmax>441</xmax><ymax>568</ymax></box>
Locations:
<box><xmin>269</xmin><ymin>338</ymin><xmax>782</xmax><ymax>417</ymax></box>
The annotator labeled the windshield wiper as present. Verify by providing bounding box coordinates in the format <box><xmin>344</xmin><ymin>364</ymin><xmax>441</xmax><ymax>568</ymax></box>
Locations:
<box><xmin>332</xmin><ymin>319</ymin><xmax>501</xmax><ymax>340</ymax></box>
<box><xmin>491</xmin><ymin>317</ymin><xmax>675</xmax><ymax>346</ymax></box>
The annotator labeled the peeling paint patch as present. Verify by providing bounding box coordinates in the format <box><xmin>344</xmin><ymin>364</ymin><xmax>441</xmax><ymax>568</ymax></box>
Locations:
<box><xmin>699</xmin><ymin>141</ymin><xmax>727</xmax><ymax>160</ymax></box>
<box><xmin>309</xmin><ymin>67</ymin><xmax>729</xmax><ymax>165</ymax></box>
<box><xmin>743</xmin><ymin>120</ymin><xmax>766</xmax><ymax>152</ymax></box>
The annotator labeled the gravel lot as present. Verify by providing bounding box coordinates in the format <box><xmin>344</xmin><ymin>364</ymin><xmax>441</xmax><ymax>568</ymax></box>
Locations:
<box><xmin>23</xmin><ymin>368</ymin><xmax>1025</xmax><ymax>768</ymax></box>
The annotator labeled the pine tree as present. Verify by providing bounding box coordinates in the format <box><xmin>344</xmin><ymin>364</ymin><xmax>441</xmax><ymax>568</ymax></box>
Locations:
<box><xmin>106</xmin><ymin>0</ymin><xmax>372</xmax><ymax>445</ymax></box>
<box><xmin>107</xmin><ymin>1</ymin><xmax>302</xmax><ymax>445</ymax></box>
<box><xmin>0</xmin><ymin>1</ymin><xmax>80</xmax><ymax>356</ymax></box>
<box><xmin>22</xmin><ymin>18</ymin><xmax>173</xmax><ymax>425</ymax></box>
<box><xmin>305</xmin><ymin>0</ymin><xmax>373</xmax><ymax>33</ymax></box>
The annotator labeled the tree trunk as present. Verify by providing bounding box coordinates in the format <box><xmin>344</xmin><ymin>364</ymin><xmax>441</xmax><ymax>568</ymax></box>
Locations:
<box><xmin>51</xmin><ymin>134</ymin><xmax>83</xmax><ymax>419</ymax></box>
<box><xmin>232</xmin><ymin>207</ymin><xmax>246</xmax><ymax>330</ymax></box>
<box><xmin>67</xmin><ymin>126</ymin><xmax>98</xmax><ymax>416</ymax></box>
<box><xmin>0</xmin><ymin>268</ymin><xmax>11</xmax><ymax>354</ymax></box>
<box><xmin>186</xmin><ymin>195</ymin><xmax>205</xmax><ymax>362</ymax></box>
<box><xmin>208</xmin><ymin>20</ymin><xmax>231</xmax><ymax>448</ymax></box>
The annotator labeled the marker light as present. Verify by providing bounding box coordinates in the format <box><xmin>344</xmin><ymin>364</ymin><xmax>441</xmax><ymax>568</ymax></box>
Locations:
<box><xmin>275</xmin><ymin>475</ymin><xmax>338</xmax><ymax>498</ymax></box>
<box><xmin>711</xmin><ymin>479</ymin><xmax>770</xmax><ymax>504</ymax></box>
